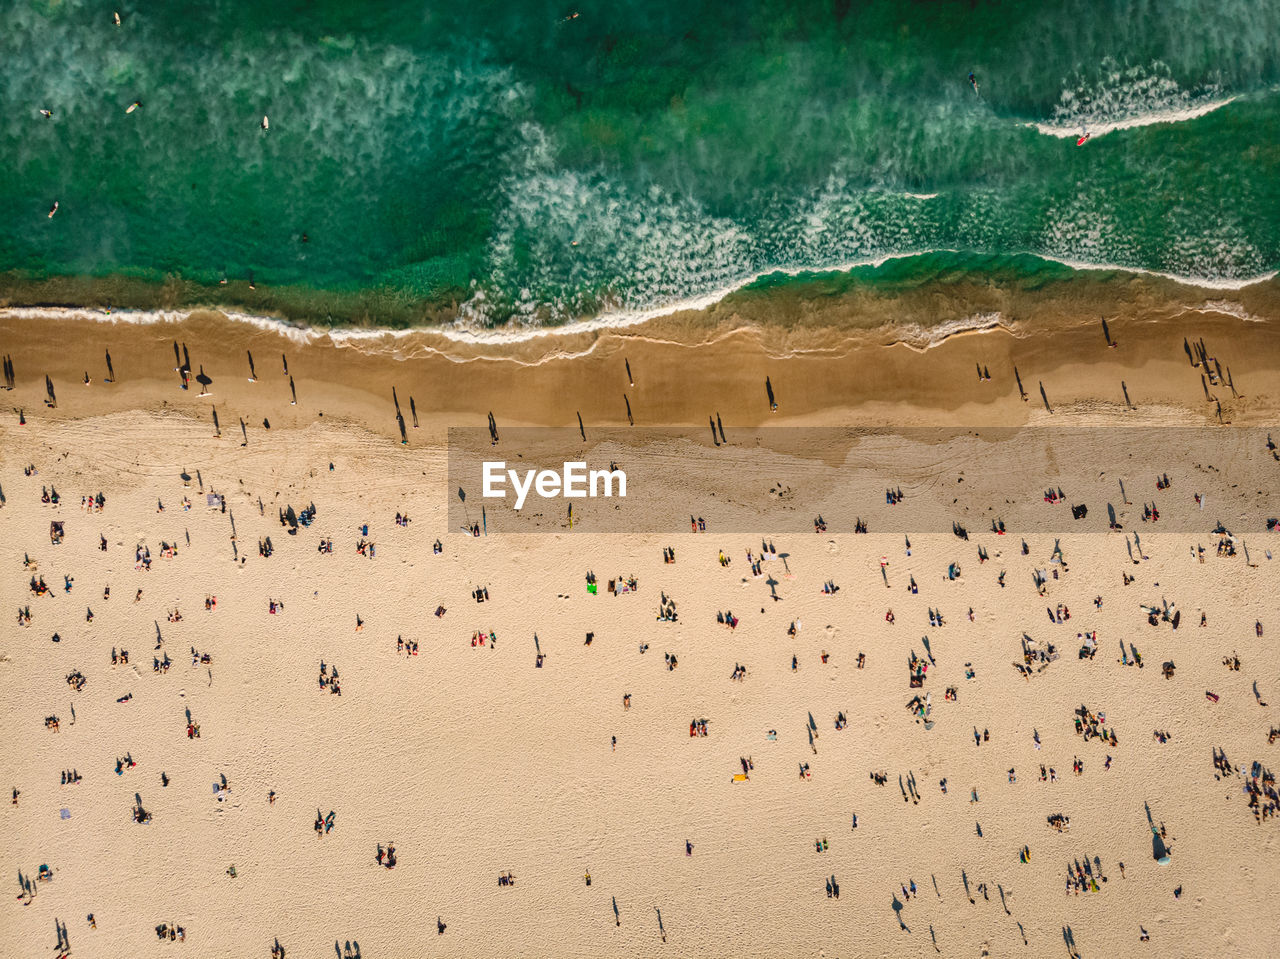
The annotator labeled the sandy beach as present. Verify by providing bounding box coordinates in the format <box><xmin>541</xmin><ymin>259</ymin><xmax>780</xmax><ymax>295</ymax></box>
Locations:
<box><xmin>2</xmin><ymin>300</ymin><xmax>1279</xmax><ymax>959</ymax></box>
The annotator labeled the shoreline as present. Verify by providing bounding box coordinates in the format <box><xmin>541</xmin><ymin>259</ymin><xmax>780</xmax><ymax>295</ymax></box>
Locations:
<box><xmin>2</xmin><ymin>277</ymin><xmax>1277</xmax><ymax>446</ymax></box>
<box><xmin>3</xmin><ymin>252</ymin><xmax>1278</xmax><ymax>344</ymax></box>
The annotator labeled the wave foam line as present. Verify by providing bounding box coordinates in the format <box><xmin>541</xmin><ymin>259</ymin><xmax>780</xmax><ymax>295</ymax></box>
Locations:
<box><xmin>1173</xmin><ymin>300</ymin><xmax>1268</xmax><ymax>323</ymax></box>
<box><xmin>0</xmin><ymin>305</ymin><xmax>416</xmax><ymax>348</ymax></box>
<box><xmin>2</xmin><ymin>252</ymin><xmax>1275</xmax><ymax>348</ymax></box>
<box><xmin>1028</xmin><ymin>95</ymin><xmax>1238</xmax><ymax>138</ymax></box>
<box><xmin>1047</xmin><ymin>257</ymin><xmax>1276</xmax><ymax>291</ymax></box>
<box><xmin>442</xmin><ymin>251</ymin><xmax>1276</xmax><ymax>345</ymax></box>
<box><xmin>889</xmin><ymin>313</ymin><xmax>1011</xmax><ymax>352</ymax></box>
<box><xmin>442</xmin><ymin>255</ymin><xmax>911</xmax><ymax>344</ymax></box>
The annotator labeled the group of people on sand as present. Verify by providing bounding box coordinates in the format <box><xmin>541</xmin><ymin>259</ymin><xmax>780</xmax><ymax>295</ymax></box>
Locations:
<box><xmin>318</xmin><ymin>662</ymin><xmax>341</xmax><ymax>695</ymax></box>
<box><xmin>154</xmin><ymin>922</ymin><xmax>186</xmax><ymax>942</ymax></box>
<box><xmin>8</xmin><ymin>417</ymin><xmax>1276</xmax><ymax>955</ymax></box>
<box><xmin>1234</xmin><ymin>759</ymin><xmax>1279</xmax><ymax>823</ymax></box>
<box><xmin>656</xmin><ymin>595</ymin><xmax>678</xmax><ymax>621</ymax></box>
<box><xmin>716</xmin><ymin>610</ymin><xmax>739</xmax><ymax>628</ymax></box>
<box><xmin>1073</xmin><ymin>705</ymin><xmax>1118</xmax><ymax>746</ymax></box>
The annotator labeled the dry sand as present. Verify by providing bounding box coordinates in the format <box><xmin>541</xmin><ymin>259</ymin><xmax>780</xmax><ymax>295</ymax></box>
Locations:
<box><xmin>1</xmin><ymin>304</ymin><xmax>1278</xmax><ymax>959</ymax></box>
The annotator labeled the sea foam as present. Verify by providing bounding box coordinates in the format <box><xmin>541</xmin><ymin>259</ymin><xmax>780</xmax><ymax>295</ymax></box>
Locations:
<box><xmin>3</xmin><ymin>252</ymin><xmax>1273</xmax><ymax>349</ymax></box>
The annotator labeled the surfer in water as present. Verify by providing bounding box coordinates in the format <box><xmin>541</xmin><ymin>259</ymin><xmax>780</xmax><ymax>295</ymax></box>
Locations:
<box><xmin>1077</xmin><ymin>129</ymin><xmax>1090</xmax><ymax>146</ymax></box>
<box><xmin>261</xmin><ymin>116</ymin><xmax>269</xmax><ymax>131</ymax></box>
<box><xmin>126</xmin><ymin>100</ymin><xmax>142</xmax><ymax>114</ymax></box>
<box><xmin>968</xmin><ymin>71</ymin><xmax>978</xmax><ymax>95</ymax></box>
<box><xmin>48</xmin><ymin>200</ymin><xmax>59</xmax><ymax>218</ymax></box>
<box><xmin>39</xmin><ymin>109</ymin><xmax>53</xmax><ymax>119</ymax></box>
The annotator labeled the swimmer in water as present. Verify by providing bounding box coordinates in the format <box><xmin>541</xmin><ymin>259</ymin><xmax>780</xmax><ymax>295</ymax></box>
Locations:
<box><xmin>48</xmin><ymin>200</ymin><xmax>59</xmax><ymax>218</ymax></box>
<box><xmin>126</xmin><ymin>100</ymin><xmax>141</xmax><ymax>114</ymax></box>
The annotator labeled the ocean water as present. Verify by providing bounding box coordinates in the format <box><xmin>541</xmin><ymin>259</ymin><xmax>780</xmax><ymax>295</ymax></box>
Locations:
<box><xmin>2</xmin><ymin>0</ymin><xmax>1279</xmax><ymax>328</ymax></box>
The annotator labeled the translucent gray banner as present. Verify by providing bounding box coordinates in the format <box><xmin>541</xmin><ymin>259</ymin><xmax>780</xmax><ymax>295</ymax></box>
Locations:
<box><xmin>447</xmin><ymin>427</ymin><xmax>1279</xmax><ymax>536</ymax></box>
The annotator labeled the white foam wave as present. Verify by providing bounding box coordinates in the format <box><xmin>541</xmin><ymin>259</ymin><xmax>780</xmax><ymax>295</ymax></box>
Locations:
<box><xmin>890</xmin><ymin>313</ymin><xmax>1010</xmax><ymax>352</ymax></box>
<box><xmin>1034</xmin><ymin>59</ymin><xmax>1233</xmax><ymax>138</ymax></box>
<box><xmin>442</xmin><ymin>255</ymin><xmax>901</xmax><ymax>344</ymax></box>
<box><xmin>1029</xmin><ymin>95</ymin><xmax>1236</xmax><ymax>138</ymax></box>
<box><xmin>1048</xmin><ymin>258</ymin><xmax>1277</xmax><ymax>291</ymax></box>
<box><xmin>0</xmin><ymin>306</ymin><xmax>325</xmax><ymax>346</ymax></box>
<box><xmin>1176</xmin><ymin>300</ymin><xmax>1267</xmax><ymax>323</ymax></box>
<box><xmin>444</xmin><ymin>252</ymin><xmax>1272</xmax><ymax>344</ymax></box>
<box><xmin>2</xmin><ymin>252</ymin><xmax>1272</xmax><ymax>348</ymax></box>
<box><xmin>1032</xmin><ymin>60</ymin><xmax>1234</xmax><ymax>139</ymax></box>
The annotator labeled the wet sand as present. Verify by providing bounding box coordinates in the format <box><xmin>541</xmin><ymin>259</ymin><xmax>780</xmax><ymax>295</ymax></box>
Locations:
<box><xmin>1</xmin><ymin>275</ymin><xmax>1279</xmax><ymax>441</ymax></box>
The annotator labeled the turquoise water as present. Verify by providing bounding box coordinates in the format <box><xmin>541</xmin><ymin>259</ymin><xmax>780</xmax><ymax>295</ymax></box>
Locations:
<box><xmin>2</xmin><ymin>0</ymin><xmax>1279</xmax><ymax>326</ymax></box>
